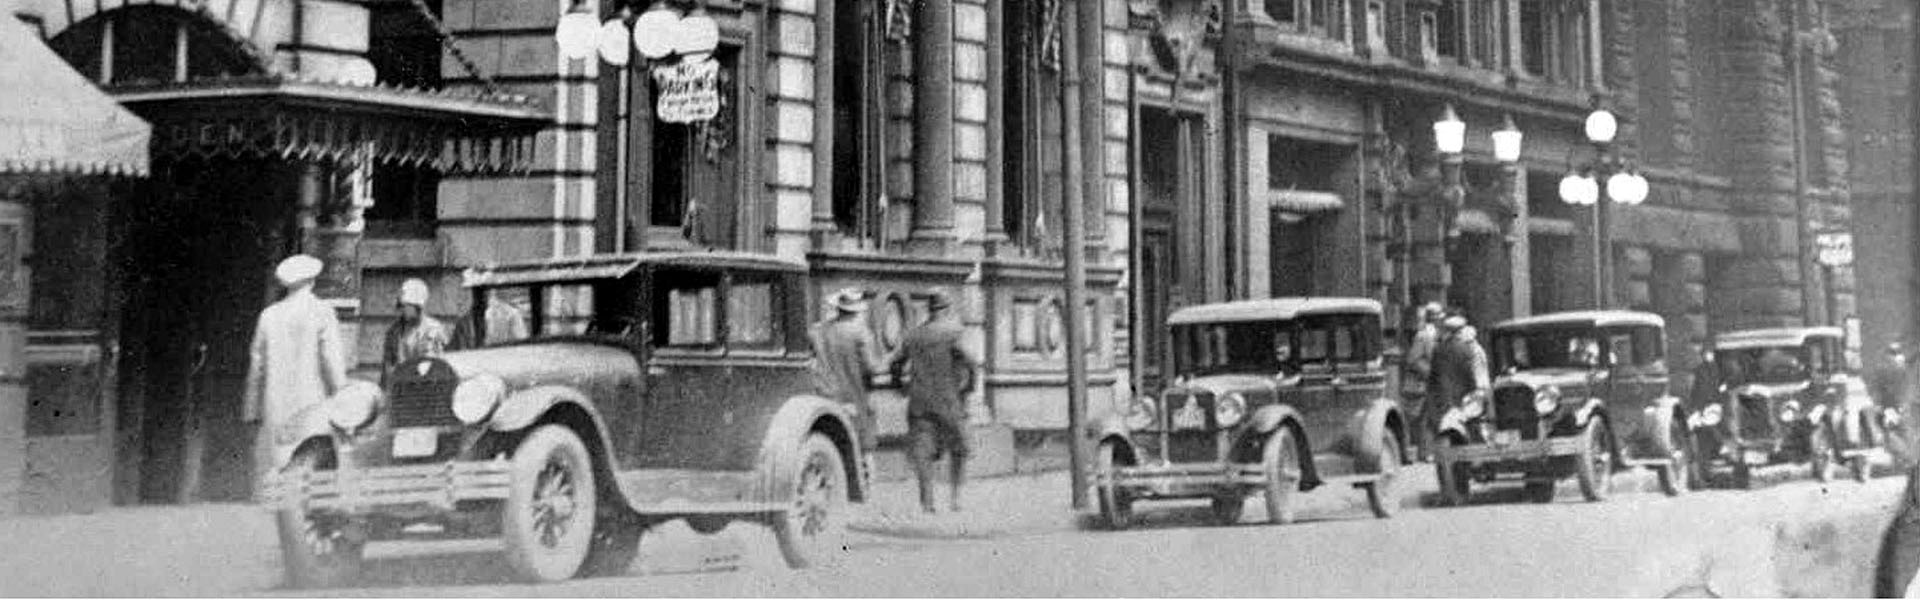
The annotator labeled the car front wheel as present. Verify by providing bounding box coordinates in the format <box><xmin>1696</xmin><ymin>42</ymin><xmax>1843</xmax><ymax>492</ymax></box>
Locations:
<box><xmin>1365</xmin><ymin>433</ymin><xmax>1402</xmax><ymax>519</ymax></box>
<box><xmin>1262</xmin><ymin>427</ymin><xmax>1302</xmax><ymax>525</ymax></box>
<box><xmin>502</xmin><ymin>425</ymin><xmax>598</xmax><ymax>583</ymax></box>
<box><xmin>1575</xmin><ymin>418</ymin><xmax>1614</xmax><ymax>502</ymax></box>
<box><xmin>1094</xmin><ymin>439</ymin><xmax>1134</xmax><ymax>530</ymax></box>
<box><xmin>274</xmin><ymin>445</ymin><xmax>365</xmax><ymax>588</ymax></box>
<box><xmin>773</xmin><ymin>433</ymin><xmax>851</xmax><ymax>569</ymax></box>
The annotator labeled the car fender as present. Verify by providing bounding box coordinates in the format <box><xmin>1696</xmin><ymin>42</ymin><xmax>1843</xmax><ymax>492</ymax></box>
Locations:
<box><xmin>1630</xmin><ymin>396</ymin><xmax>1686</xmax><ymax>461</ymax></box>
<box><xmin>1251</xmin><ymin>403</ymin><xmax>1304</xmax><ymax>435</ymax></box>
<box><xmin>270</xmin><ymin>402</ymin><xmax>345</xmax><ymax>471</ymax></box>
<box><xmin>1434</xmin><ymin>406</ymin><xmax>1472</xmax><ymax>443</ymax></box>
<box><xmin>1343</xmin><ymin>398</ymin><xmax>1404</xmax><ymax>473</ymax></box>
<box><xmin>754</xmin><ymin>394</ymin><xmax>865</xmax><ymax>505</ymax></box>
<box><xmin>1088</xmin><ymin>412</ymin><xmax>1133</xmax><ymax>443</ymax></box>
<box><xmin>484</xmin><ymin>385</ymin><xmax>628</xmax><ymax>489</ymax></box>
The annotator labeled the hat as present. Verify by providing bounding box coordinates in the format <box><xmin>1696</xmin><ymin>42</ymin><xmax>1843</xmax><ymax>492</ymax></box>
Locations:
<box><xmin>1419</xmin><ymin>302</ymin><xmax>1446</xmax><ymax>319</ymax></box>
<box><xmin>927</xmin><ymin>290</ymin><xmax>954</xmax><ymax>311</ymax></box>
<box><xmin>1440</xmin><ymin>315</ymin><xmax>1468</xmax><ymax>330</ymax></box>
<box><xmin>398</xmin><ymin>278</ymin><xmax>431</xmax><ymax>307</ymax></box>
<box><xmin>827</xmin><ymin>288</ymin><xmax>869</xmax><ymax>313</ymax></box>
<box><xmin>274</xmin><ymin>255</ymin><xmax>324</xmax><ymax>287</ymax></box>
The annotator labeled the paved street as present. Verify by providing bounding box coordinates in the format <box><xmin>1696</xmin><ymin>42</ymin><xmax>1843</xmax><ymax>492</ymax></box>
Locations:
<box><xmin>6</xmin><ymin>460</ymin><xmax>1887</xmax><ymax>597</ymax></box>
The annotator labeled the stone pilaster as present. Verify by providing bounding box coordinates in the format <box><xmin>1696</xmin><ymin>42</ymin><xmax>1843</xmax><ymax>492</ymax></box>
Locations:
<box><xmin>909</xmin><ymin>0</ymin><xmax>957</xmax><ymax>253</ymax></box>
<box><xmin>1707</xmin><ymin>4</ymin><xmax>1804</xmax><ymax>330</ymax></box>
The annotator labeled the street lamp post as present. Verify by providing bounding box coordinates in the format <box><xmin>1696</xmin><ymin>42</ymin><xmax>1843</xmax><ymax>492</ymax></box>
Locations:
<box><xmin>1557</xmin><ymin>103</ymin><xmax>1649</xmax><ymax>309</ymax></box>
<box><xmin>555</xmin><ymin>1</ymin><xmax>721</xmax><ymax>253</ymax></box>
<box><xmin>1431</xmin><ymin>105</ymin><xmax>1526</xmax><ymax>318</ymax></box>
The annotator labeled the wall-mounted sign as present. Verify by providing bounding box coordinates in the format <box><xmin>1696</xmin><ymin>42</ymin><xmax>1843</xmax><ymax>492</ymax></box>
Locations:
<box><xmin>1815</xmin><ymin>231</ymin><xmax>1853</xmax><ymax>267</ymax></box>
<box><xmin>653</xmin><ymin>58</ymin><xmax>720</xmax><ymax>124</ymax></box>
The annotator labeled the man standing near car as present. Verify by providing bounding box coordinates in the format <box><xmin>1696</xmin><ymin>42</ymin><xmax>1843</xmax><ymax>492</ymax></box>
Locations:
<box><xmin>242</xmin><ymin>254</ymin><xmax>349</xmax><ymax>501</ymax></box>
<box><xmin>1688</xmin><ymin>343</ymin><xmax>1726</xmax><ymax>412</ymax></box>
<box><xmin>1402</xmin><ymin>302</ymin><xmax>1445</xmax><ymax>461</ymax></box>
<box><xmin>1427</xmin><ymin>313</ymin><xmax>1490</xmax><ymax>435</ymax></box>
<box><xmin>889</xmin><ymin>289</ymin><xmax>982</xmax><ymax>514</ymax></box>
<box><xmin>809</xmin><ymin>288</ymin><xmax>883</xmax><ymax>458</ymax></box>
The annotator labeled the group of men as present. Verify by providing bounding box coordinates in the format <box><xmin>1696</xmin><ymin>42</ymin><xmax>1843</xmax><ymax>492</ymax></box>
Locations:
<box><xmin>1399</xmin><ymin>301</ymin><xmax>1491</xmax><ymax>461</ymax></box>
<box><xmin>808</xmin><ymin>287</ymin><xmax>982</xmax><ymax>514</ymax></box>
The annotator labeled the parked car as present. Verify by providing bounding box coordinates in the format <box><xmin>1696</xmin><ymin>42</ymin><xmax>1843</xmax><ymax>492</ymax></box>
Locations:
<box><xmin>1431</xmin><ymin>310</ymin><xmax>1691</xmax><ymax>505</ymax></box>
<box><xmin>1692</xmin><ymin>326</ymin><xmax>1894</xmax><ymax>486</ymax></box>
<box><xmin>1088</xmin><ymin>298</ymin><xmax>1409</xmax><ymax>529</ymax></box>
<box><xmin>262</xmin><ymin>251</ymin><xmax>867</xmax><ymax>586</ymax></box>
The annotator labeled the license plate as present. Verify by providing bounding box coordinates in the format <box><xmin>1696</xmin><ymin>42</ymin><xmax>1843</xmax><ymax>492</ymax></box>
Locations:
<box><xmin>1492</xmin><ymin>430</ymin><xmax>1521</xmax><ymax>446</ymax></box>
<box><xmin>1743</xmin><ymin>450</ymin><xmax>1770</xmax><ymax>465</ymax></box>
<box><xmin>392</xmin><ymin>427</ymin><xmax>438</xmax><ymax>458</ymax></box>
<box><xmin>1173</xmin><ymin>404</ymin><xmax>1207</xmax><ymax>430</ymax></box>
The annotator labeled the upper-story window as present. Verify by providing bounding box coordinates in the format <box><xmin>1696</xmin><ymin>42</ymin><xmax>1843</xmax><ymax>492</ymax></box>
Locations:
<box><xmin>1519</xmin><ymin>0</ymin><xmax>1589</xmax><ymax>84</ymax></box>
<box><xmin>365</xmin><ymin>0</ymin><xmax>444</xmax><ymax>238</ymax></box>
<box><xmin>1267</xmin><ymin>0</ymin><xmax>1351</xmax><ymax>42</ymax></box>
<box><xmin>1432</xmin><ymin>0</ymin><xmax>1503</xmax><ymax>68</ymax></box>
<box><xmin>829</xmin><ymin>0</ymin><xmax>895</xmax><ymax>247</ymax></box>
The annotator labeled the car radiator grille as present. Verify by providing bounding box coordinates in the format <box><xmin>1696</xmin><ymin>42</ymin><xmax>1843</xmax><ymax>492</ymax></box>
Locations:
<box><xmin>386</xmin><ymin>359</ymin><xmax>460</xmax><ymax>428</ymax></box>
<box><xmin>1166</xmin><ymin>431</ymin><xmax>1217</xmax><ymax>464</ymax></box>
<box><xmin>1492</xmin><ymin>387</ymin><xmax>1538</xmax><ymax>434</ymax></box>
<box><xmin>1736</xmin><ymin>394</ymin><xmax>1776</xmax><ymax>440</ymax></box>
<box><xmin>1160</xmin><ymin>391</ymin><xmax>1216</xmax><ymax>430</ymax></box>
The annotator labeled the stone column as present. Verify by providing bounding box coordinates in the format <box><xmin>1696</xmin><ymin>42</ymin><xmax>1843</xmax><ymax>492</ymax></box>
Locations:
<box><xmin>811</xmin><ymin>0</ymin><xmax>838</xmax><ymax>246</ymax></box>
<box><xmin>983</xmin><ymin>0</ymin><xmax>1008</xmax><ymax>255</ymax></box>
<box><xmin>910</xmin><ymin>0</ymin><xmax>957</xmax><ymax>253</ymax></box>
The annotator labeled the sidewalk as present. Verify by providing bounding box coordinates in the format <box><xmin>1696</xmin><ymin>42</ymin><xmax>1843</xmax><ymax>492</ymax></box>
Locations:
<box><xmin>2</xmin><ymin>503</ymin><xmax>281</xmax><ymax>596</ymax></box>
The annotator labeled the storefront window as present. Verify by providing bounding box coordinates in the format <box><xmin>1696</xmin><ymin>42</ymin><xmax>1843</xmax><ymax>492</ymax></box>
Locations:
<box><xmin>637</xmin><ymin>47</ymin><xmax>742</xmax><ymax>248</ymax></box>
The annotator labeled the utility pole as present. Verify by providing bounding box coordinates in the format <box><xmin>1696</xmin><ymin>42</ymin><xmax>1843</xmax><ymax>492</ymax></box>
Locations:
<box><xmin>1911</xmin><ymin>0</ymin><xmax>1920</xmax><ymax>342</ymax></box>
<box><xmin>1057</xmin><ymin>0</ymin><xmax>1092</xmax><ymax>511</ymax></box>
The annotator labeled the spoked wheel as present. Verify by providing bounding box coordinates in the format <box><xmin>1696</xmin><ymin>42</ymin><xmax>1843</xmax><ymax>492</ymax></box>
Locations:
<box><xmin>503</xmin><ymin>425</ymin><xmax>598</xmax><ymax>583</ymax></box>
<box><xmin>1575</xmin><ymin>418</ymin><xmax>1615</xmax><ymax>502</ymax></box>
<box><xmin>1658</xmin><ymin>416</ymin><xmax>1692</xmax><ymax>497</ymax></box>
<box><xmin>1208</xmin><ymin>494</ymin><xmax>1244</xmax><ymax>526</ymax></box>
<box><xmin>578</xmin><ymin>511</ymin><xmax>643</xmax><ymax>578</ymax></box>
<box><xmin>773</xmin><ymin>434</ymin><xmax>850</xmax><ymax>569</ymax></box>
<box><xmin>1365</xmin><ymin>433</ymin><xmax>1403</xmax><ymax>519</ymax></box>
<box><xmin>1810</xmin><ymin>424</ymin><xmax>1836</xmax><ymax>483</ymax></box>
<box><xmin>1434</xmin><ymin>436</ymin><xmax>1472</xmax><ymax>507</ymax></box>
<box><xmin>1261</xmin><ymin>427</ymin><xmax>1302</xmax><ymax>525</ymax></box>
<box><xmin>274</xmin><ymin>445</ymin><xmax>365</xmax><ymax>589</ymax></box>
<box><xmin>1094</xmin><ymin>439</ymin><xmax>1135</xmax><ymax>530</ymax></box>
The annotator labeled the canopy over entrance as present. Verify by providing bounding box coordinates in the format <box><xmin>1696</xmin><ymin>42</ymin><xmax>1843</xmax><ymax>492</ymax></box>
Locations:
<box><xmin>0</xmin><ymin>19</ymin><xmax>150</xmax><ymax>176</ymax></box>
<box><xmin>113</xmin><ymin>77</ymin><xmax>548</xmax><ymax>174</ymax></box>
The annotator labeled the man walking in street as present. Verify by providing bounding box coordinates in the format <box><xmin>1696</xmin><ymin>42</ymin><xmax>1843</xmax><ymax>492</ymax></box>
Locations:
<box><xmin>888</xmin><ymin>290</ymin><xmax>982</xmax><ymax>514</ymax></box>
<box><xmin>1427</xmin><ymin>313</ymin><xmax>1489</xmax><ymax>433</ymax></box>
<box><xmin>1403</xmin><ymin>302</ymin><xmax>1444</xmax><ymax>461</ymax></box>
<box><xmin>1688</xmin><ymin>343</ymin><xmax>1726</xmax><ymax>412</ymax></box>
<box><xmin>382</xmin><ymin>278</ymin><xmax>451</xmax><ymax>382</ymax></box>
<box><xmin>810</xmin><ymin>288</ymin><xmax>883</xmax><ymax>458</ymax></box>
<box><xmin>242</xmin><ymin>255</ymin><xmax>349</xmax><ymax>501</ymax></box>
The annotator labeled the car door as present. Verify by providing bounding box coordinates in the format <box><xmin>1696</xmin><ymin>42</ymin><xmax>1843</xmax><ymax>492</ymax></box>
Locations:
<box><xmin>1289</xmin><ymin>318</ymin><xmax>1342</xmax><ymax>455</ymax></box>
<box><xmin>1606</xmin><ymin>326</ymin><xmax>1667</xmax><ymax>453</ymax></box>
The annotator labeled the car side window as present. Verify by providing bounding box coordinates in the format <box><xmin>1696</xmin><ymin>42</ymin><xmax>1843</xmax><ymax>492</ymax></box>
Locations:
<box><xmin>653</xmin><ymin>269</ymin><xmax>722</xmax><ymax>348</ymax></box>
<box><xmin>1806</xmin><ymin>340</ymin><xmax>1832</xmax><ymax>375</ymax></box>
<box><xmin>1298</xmin><ymin>324</ymin><xmax>1331</xmax><ymax>372</ymax></box>
<box><xmin>725</xmin><ymin>273</ymin><xmax>782</xmax><ymax>348</ymax></box>
<box><xmin>1631</xmin><ymin>326</ymin><xmax>1665</xmax><ymax>368</ymax></box>
<box><xmin>1607</xmin><ymin>333</ymin><xmax>1636</xmax><ymax>367</ymax></box>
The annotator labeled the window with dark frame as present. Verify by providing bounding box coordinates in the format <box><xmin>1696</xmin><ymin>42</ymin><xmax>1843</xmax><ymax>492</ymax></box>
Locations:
<box><xmin>637</xmin><ymin>46</ymin><xmax>744</xmax><ymax>248</ymax></box>
<box><xmin>366</xmin><ymin>0</ymin><xmax>446</xmax><ymax>238</ymax></box>
<box><xmin>1002</xmin><ymin>0</ymin><xmax>1063</xmax><ymax>253</ymax></box>
<box><xmin>829</xmin><ymin>0</ymin><xmax>888</xmax><ymax>245</ymax></box>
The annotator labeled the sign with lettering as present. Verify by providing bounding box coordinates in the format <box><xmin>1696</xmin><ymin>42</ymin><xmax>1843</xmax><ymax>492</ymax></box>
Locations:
<box><xmin>653</xmin><ymin>58</ymin><xmax>720</xmax><ymax>124</ymax></box>
<box><xmin>1815</xmin><ymin>231</ymin><xmax>1853</xmax><ymax>267</ymax></box>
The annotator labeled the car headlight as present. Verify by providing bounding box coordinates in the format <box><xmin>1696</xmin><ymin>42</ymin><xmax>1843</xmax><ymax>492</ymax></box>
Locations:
<box><xmin>328</xmin><ymin>380</ymin><xmax>382</xmax><ymax>431</ymax></box>
<box><xmin>1779</xmin><ymin>399</ymin><xmax>1802</xmax><ymax>422</ymax></box>
<box><xmin>1461</xmin><ymin>389</ymin><xmax>1489</xmax><ymax>419</ymax></box>
<box><xmin>1124</xmin><ymin>395</ymin><xmax>1158</xmax><ymax>430</ymax></box>
<box><xmin>1701</xmin><ymin>403</ymin><xmax>1724</xmax><ymax>427</ymax></box>
<box><xmin>451</xmin><ymin>374</ymin><xmax>507</xmax><ymax>425</ymax></box>
<box><xmin>1215</xmin><ymin>392</ymin><xmax>1248</xmax><ymax>427</ymax></box>
<box><xmin>1533</xmin><ymin>386</ymin><xmax>1562</xmax><ymax>415</ymax></box>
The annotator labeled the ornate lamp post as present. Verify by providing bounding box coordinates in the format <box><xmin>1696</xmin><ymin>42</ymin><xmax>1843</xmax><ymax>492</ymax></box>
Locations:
<box><xmin>1557</xmin><ymin>102</ymin><xmax>1649</xmax><ymax>309</ymax></box>
<box><xmin>1431</xmin><ymin>105</ymin><xmax>1526</xmax><ymax>317</ymax></box>
<box><xmin>554</xmin><ymin>1</ymin><xmax>721</xmax><ymax>252</ymax></box>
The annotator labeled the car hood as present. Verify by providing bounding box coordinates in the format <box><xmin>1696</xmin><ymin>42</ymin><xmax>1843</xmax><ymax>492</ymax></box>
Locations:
<box><xmin>1167</xmin><ymin>374</ymin><xmax>1280</xmax><ymax>398</ymax></box>
<box><xmin>439</xmin><ymin>342</ymin><xmax>640</xmax><ymax>386</ymax></box>
<box><xmin>1495</xmin><ymin>368</ymin><xmax>1593</xmax><ymax>391</ymax></box>
<box><xmin>1729</xmin><ymin>381</ymin><xmax>1812</xmax><ymax>398</ymax></box>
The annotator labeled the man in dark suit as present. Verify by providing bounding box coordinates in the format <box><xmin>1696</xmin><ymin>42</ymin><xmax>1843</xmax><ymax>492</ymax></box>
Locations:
<box><xmin>888</xmin><ymin>290</ymin><xmax>982</xmax><ymax>513</ymax></box>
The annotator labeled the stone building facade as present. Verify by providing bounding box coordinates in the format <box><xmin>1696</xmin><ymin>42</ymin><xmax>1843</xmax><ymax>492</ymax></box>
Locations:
<box><xmin>1834</xmin><ymin>0</ymin><xmax>1914</xmax><ymax>371</ymax></box>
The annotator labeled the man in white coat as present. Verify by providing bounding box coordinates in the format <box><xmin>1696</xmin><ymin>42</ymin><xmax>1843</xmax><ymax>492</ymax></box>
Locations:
<box><xmin>243</xmin><ymin>254</ymin><xmax>349</xmax><ymax>500</ymax></box>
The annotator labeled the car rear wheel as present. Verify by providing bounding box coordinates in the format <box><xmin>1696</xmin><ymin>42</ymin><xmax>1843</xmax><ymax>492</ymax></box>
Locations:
<box><xmin>1434</xmin><ymin>436</ymin><xmax>1471</xmax><ymax>507</ymax></box>
<box><xmin>1262</xmin><ymin>427</ymin><xmax>1302</xmax><ymax>525</ymax></box>
<box><xmin>1094</xmin><ymin>439</ymin><xmax>1134</xmax><ymax>530</ymax></box>
<box><xmin>1810</xmin><ymin>424</ymin><xmax>1836</xmax><ymax>483</ymax></box>
<box><xmin>1575</xmin><ymin>418</ymin><xmax>1615</xmax><ymax>502</ymax></box>
<box><xmin>274</xmin><ymin>445</ymin><xmax>365</xmax><ymax>589</ymax></box>
<box><xmin>579</xmin><ymin>511</ymin><xmax>642</xmax><ymax>578</ymax></box>
<box><xmin>773</xmin><ymin>433</ymin><xmax>850</xmax><ymax>569</ymax></box>
<box><xmin>502</xmin><ymin>425</ymin><xmax>598</xmax><ymax>583</ymax></box>
<box><xmin>1658</xmin><ymin>416</ymin><xmax>1692</xmax><ymax>497</ymax></box>
<box><xmin>1365</xmin><ymin>433</ymin><xmax>1402</xmax><ymax>519</ymax></box>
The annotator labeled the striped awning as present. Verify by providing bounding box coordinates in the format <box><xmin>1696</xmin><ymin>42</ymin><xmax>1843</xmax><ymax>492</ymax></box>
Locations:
<box><xmin>0</xmin><ymin>19</ymin><xmax>149</xmax><ymax>176</ymax></box>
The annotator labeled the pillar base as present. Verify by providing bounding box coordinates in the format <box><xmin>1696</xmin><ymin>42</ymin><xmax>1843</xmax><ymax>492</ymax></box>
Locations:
<box><xmin>906</xmin><ymin>229</ymin><xmax>958</xmax><ymax>255</ymax></box>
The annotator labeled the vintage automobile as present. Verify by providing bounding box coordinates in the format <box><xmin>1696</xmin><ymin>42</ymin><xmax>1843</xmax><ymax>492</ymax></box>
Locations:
<box><xmin>1088</xmin><ymin>298</ymin><xmax>1409</xmax><ymax>529</ymax></box>
<box><xmin>1431</xmin><ymin>311</ymin><xmax>1692</xmax><ymax>505</ymax></box>
<box><xmin>1691</xmin><ymin>326</ymin><xmax>1894</xmax><ymax>486</ymax></box>
<box><xmin>262</xmin><ymin>252</ymin><xmax>867</xmax><ymax>587</ymax></box>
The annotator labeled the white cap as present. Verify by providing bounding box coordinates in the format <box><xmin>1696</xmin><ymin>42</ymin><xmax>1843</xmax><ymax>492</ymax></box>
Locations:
<box><xmin>398</xmin><ymin>278</ymin><xmax>430</xmax><ymax>307</ymax></box>
<box><xmin>274</xmin><ymin>255</ymin><xmax>324</xmax><ymax>287</ymax></box>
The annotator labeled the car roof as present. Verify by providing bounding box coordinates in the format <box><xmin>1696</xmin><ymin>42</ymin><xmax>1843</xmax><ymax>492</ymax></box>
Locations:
<box><xmin>463</xmin><ymin>250</ymin><xmax>808</xmax><ymax>288</ymax></box>
<box><xmin>1492</xmin><ymin>310</ymin><xmax>1665</xmax><ymax>332</ymax></box>
<box><xmin>1714</xmin><ymin>326</ymin><xmax>1845</xmax><ymax>350</ymax></box>
<box><xmin>1167</xmin><ymin>297</ymin><xmax>1382</xmax><ymax>325</ymax></box>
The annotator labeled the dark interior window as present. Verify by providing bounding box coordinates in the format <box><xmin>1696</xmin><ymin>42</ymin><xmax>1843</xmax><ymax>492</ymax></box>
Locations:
<box><xmin>651</xmin><ymin>270</ymin><xmax>722</xmax><ymax>348</ymax></box>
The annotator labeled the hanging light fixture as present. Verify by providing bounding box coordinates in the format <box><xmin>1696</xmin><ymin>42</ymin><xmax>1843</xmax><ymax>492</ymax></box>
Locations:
<box><xmin>631</xmin><ymin>2</ymin><xmax>680</xmax><ymax>60</ymax></box>
<box><xmin>1559</xmin><ymin>171</ymin><xmax>1599</xmax><ymax>206</ymax></box>
<box><xmin>1490</xmin><ymin>114</ymin><xmax>1524</xmax><ymax>164</ymax></box>
<box><xmin>1432</xmin><ymin>103</ymin><xmax>1466</xmax><ymax>155</ymax></box>
<box><xmin>676</xmin><ymin>3</ymin><xmax>721</xmax><ymax>57</ymax></box>
<box><xmin>597</xmin><ymin>17</ymin><xmax>633</xmax><ymax>66</ymax></box>
<box><xmin>1607</xmin><ymin>170</ymin><xmax>1650</xmax><ymax>205</ymax></box>
<box><xmin>554</xmin><ymin>10</ymin><xmax>600</xmax><ymax>60</ymax></box>
<box><xmin>1583</xmin><ymin>108</ymin><xmax>1618</xmax><ymax>145</ymax></box>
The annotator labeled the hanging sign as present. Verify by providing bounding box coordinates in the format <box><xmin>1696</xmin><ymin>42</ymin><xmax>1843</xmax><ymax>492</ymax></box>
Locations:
<box><xmin>653</xmin><ymin>58</ymin><xmax>720</xmax><ymax>124</ymax></box>
<box><xmin>1815</xmin><ymin>231</ymin><xmax>1853</xmax><ymax>267</ymax></box>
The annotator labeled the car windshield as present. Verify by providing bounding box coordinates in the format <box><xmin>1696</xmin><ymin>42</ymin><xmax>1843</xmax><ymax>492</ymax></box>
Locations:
<box><xmin>1492</xmin><ymin>327</ymin><xmax>1605</xmax><ymax>371</ymax></box>
<box><xmin>1175</xmin><ymin>320</ymin><xmax>1294</xmax><ymax>377</ymax></box>
<box><xmin>468</xmin><ymin>279</ymin><xmax>638</xmax><ymax>347</ymax></box>
<box><xmin>1719</xmin><ymin>345</ymin><xmax>1812</xmax><ymax>384</ymax></box>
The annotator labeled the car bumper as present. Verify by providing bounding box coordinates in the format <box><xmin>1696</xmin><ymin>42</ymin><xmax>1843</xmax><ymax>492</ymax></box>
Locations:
<box><xmin>261</xmin><ymin>459</ymin><xmax>513</xmax><ymax>514</ymax></box>
<box><xmin>1097</xmin><ymin>462</ymin><xmax>1269</xmax><ymax>497</ymax></box>
<box><xmin>1434</xmin><ymin>436</ymin><xmax>1584</xmax><ymax>464</ymax></box>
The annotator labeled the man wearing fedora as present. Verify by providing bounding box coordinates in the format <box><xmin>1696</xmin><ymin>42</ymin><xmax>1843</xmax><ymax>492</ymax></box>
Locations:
<box><xmin>888</xmin><ymin>289</ymin><xmax>982</xmax><ymax>513</ymax></box>
<box><xmin>810</xmin><ymin>288</ymin><xmax>884</xmax><ymax>455</ymax></box>
<box><xmin>242</xmin><ymin>254</ymin><xmax>350</xmax><ymax>501</ymax></box>
<box><xmin>1426</xmin><ymin>311</ymin><xmax>1489</xmax><ymax>434</ymax></box>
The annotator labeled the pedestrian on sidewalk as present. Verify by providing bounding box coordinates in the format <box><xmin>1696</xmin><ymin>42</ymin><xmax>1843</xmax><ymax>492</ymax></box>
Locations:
<box><xmin>1402</xmin><ymin>302</ymin><xmax>1444</xmax><ymax>461</ymax></box>
<box><xmin>242</xmin><ymin>255</ymin><xmax>349</xmax><ymax>501</ymax></box>
<box><xmin>1427</xmin><ymin>312</ymin><xmax>1489</xmax><ymax>427</ymax></box>
<box><xmin>810</xmin><ymin>288</ymin><xmax>883</xmax><ymax>456</ymax></box>
<box><xmin>1687</xmin><ymin>343</ymin><xmax>1726</xmax><ymax>412</ymax></box>
<box><xmin>888</xmin><ymin>289</ymin><xmax>982</xmax><ymax>514</ymax></box>
<box><xmin>382</xmin><ymin>278</ymin><xmax>451</xmax><ymax>382</ymax></box>
<box><xmin>1872</xmin><ymin>343</ymin><xmax>1918</xmax><ymax>467</ymax></box>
